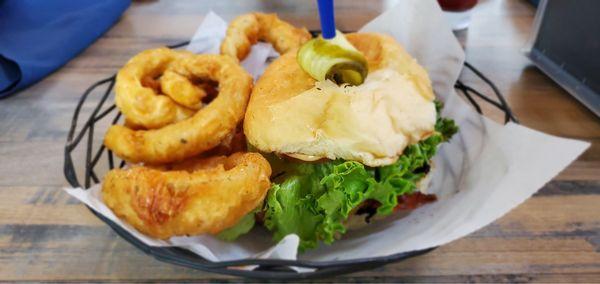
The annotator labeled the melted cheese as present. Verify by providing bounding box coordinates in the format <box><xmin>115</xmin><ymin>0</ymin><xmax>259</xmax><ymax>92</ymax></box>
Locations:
<box><xmin>260</xmin><ymin>69</ymin><xmax>436</xmax><ymax>167</ymax></box>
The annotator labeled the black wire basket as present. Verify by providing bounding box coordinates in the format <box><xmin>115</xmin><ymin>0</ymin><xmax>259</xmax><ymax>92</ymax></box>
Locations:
<box><xmin>63</xmin><ymin>39</ymin><xmax>518</xmax><ymax>280</ymax></box>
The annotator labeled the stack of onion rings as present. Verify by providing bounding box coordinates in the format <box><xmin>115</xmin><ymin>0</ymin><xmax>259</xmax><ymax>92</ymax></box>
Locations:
<box><xmin>102</xmin><ymin>13</ymin><xmax>314</xmax><ymax>239</ymax></box>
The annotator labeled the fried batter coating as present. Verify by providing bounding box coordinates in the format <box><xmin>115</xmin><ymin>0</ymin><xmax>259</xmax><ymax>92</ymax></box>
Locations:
<box><xmin>105</xmin><ymin>54</ymin><xmax>253</xmax><ymax>164</ymax></box>
<box><xmin>115</xmin><ymin>48</ymin><xmax>208</xmax><ymax>129</ymax></box>
<box><xmin>102</xmin><ymin>152</ymin><xmax>272</xmax><ymax>239</ymax></box>
<box><xmin>220</xmin><ymin>13</ymin><xmax>311</xmax><ymax>61</ymax></box>
<box><xmin>115</xmin><ymin>48</ymin><xmax>190</xmax><ymax>129</ymax></box>
<box><xmin>159</xmin><ymin>70</ymin><xmax>208</xmax><ymax>110</ymax></box>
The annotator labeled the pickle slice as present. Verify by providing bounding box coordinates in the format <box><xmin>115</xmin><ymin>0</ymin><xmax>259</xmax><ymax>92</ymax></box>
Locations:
<box><xmin>297</xmin><ymin>30</ymin><xmax>368</xmax><ymax>85</ymax></box>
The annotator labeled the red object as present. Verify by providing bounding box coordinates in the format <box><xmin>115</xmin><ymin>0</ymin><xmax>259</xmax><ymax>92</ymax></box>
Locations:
<box><xmin>394</xmin><ymin>192</ymin><xmax>437</xmax><ymax>211</ymax></box>
<box><xmin>437</xmin><ymin>0</ymin><xmax>478</xmax><ymax>12</ymax></box>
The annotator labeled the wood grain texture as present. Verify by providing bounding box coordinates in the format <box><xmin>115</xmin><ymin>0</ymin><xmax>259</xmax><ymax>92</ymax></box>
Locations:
<box><xmin>0</xmin><ymin>0</ymin><xmax>599</xmax><ymax>282</ymax></box>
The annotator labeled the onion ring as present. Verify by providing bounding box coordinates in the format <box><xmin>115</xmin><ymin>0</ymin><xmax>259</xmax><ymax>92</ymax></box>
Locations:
<box><xmin>115</xmin><ymin>48</ymin><xmax>209</xmax><ymax>129</ymax></box>
<box><xmin>102</xmin><ymin>152</ymin><xmax>272</xmax><ymax>239</ymax></box>
<box><xmin>159</xmin><ymin>69</ymin><xmax>208</xmax><ymax>110</ymax></box>
<box><xmin>105</xmin><ymin>54</ymin><xmax>253</xmax><ymax>164</ymax></box>
<box><xmin>220</xmin><ymin>13</ymin><xmax>311</xmax><ymax>61</ymax></box>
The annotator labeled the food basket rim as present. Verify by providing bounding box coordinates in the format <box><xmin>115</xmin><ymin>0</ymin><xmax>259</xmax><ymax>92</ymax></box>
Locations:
<box><xmin>63</xmin><ymin>37</ymin><xmax>518</xmax><ymax>279</ymax></box>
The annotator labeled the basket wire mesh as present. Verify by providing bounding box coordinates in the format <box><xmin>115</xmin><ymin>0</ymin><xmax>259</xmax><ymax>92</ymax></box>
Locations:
<box><xmin>63</xmin><ymin>39</ymin><xmax>518</xmax><ymax>279</ymax></box>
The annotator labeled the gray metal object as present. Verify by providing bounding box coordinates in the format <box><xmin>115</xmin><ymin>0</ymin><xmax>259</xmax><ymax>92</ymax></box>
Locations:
<box><xmin>525</xmin><ymin>0</ymin><xmax>600</xmax><ymax>117</ymax></box>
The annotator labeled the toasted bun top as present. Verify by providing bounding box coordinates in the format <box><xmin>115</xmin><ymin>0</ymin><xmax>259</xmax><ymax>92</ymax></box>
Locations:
<box><xmin>244</xmin><ymin>33</ymin><xmax>436</xmax><ymax>166</ymax></box>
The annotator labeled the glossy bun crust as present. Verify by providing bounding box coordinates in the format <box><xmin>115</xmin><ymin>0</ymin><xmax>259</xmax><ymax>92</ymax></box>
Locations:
<box><xmin>244</xmin><ymin>33</ymin><xmax>436</xmax><ymax>166</ymax></box>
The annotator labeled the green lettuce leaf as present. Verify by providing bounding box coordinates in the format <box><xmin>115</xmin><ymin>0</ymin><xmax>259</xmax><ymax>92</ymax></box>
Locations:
<box><xmin>264</xmin><ymin>102</ymin><xmax>457</xmax><ymax>251</ymax></box>
<box><xmin>217</xmin><ymin>211</ymin><xmax>257</xmax><ymax>241</ymax></box>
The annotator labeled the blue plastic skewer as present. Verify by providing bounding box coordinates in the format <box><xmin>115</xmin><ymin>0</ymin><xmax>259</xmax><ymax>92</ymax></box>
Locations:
<box><xmin>317</xmin><ymin>0</ymin><xmax>336</xmax><ymax>39</ymax></box>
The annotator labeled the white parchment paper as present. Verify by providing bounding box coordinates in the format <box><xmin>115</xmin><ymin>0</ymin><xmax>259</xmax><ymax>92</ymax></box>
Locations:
<box><xmin>64</xmin><ymin>0</ymin><xmax>590</xmax><ymax>268</ymax></box>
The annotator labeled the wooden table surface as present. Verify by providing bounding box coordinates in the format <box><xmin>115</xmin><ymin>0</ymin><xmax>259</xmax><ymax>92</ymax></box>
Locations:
<box><xmin>1</xmin><ymin>0</ymin><xmax>599</xmax><ymax>282</ymax></box>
